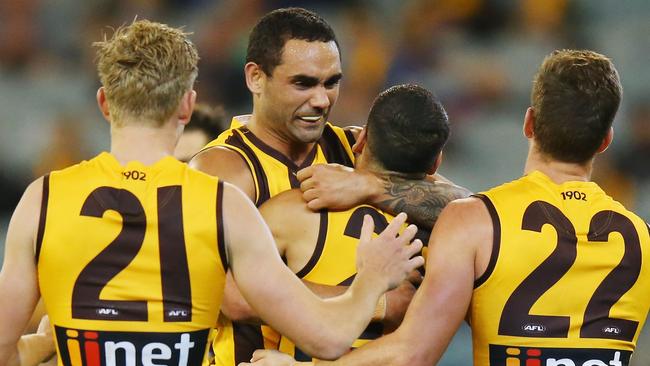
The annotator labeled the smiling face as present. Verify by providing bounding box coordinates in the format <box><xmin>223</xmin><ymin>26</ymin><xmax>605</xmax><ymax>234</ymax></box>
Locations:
<box><xmin>255</xmin><ymin>39</ymin><xmax>342</xmax><ymax>144</ymax></box>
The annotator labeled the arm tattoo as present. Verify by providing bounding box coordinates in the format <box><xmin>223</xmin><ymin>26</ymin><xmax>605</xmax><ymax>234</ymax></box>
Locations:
<box><xmin>375</xmin><ymin>176</ymin><xmax>472</xmax><ymax>230</ymax></box>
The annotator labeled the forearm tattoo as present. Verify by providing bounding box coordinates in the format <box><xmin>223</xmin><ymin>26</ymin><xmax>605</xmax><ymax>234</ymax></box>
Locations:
<box><xmin>376</xmin><ymin>176</ymin><xmax>472</xmax><ymax>230</ymax></box>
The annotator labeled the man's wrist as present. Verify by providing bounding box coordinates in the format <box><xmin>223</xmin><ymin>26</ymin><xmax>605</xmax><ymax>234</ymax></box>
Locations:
<box><xmin>350</xmin><ymin>269</ymin><xmax>386</xmax><ymax>303</ymax></box>
<box><xmin>364</xmin><ymin>173</ymin><xmax>387</xmax><ymax>205</ymax></box>
<box><xmin>371</xmin><ymin>293</ymin><xmax>387</xmax><ymax>321</ymax></box>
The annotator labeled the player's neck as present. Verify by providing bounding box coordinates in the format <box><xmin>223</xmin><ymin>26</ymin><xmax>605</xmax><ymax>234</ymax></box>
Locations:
<box><xmin>247</xmin><ymin>115</ymin><xmax>316</xmax><ymax>165</ymax></box>
<box><xmin>358</xmin><ymin>157</ymin><xmax>426</xmax><ymax>181</ymax></box>
<box><xmin>110</xmin><ymin>121</ymin><xmax>178</xmax><ymax>166</ymax></box>
<box><xmin>524</xmin><ymin>147</ymin><xmax>593</xmax><ymax>184</ymax></box>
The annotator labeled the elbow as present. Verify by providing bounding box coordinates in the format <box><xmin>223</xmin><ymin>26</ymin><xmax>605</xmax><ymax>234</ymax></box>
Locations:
<box><xmin>220</xmin><ymin>296</ymin><xmax>260</xmax><ymax>324</ymax></box>
<box><xmin>292</xmin><ymin>328</ymin><xmax>352</xmax><ymax>360</ymax></box>
<box><xmin>299</xmin><ymin>337</ymin><xmax>350</xmax><ymax>360</ymax></box>
<box><xmin>221</xmin><ymin>276</ymin><xmax>262</xmax><ymax>324</ymax></box>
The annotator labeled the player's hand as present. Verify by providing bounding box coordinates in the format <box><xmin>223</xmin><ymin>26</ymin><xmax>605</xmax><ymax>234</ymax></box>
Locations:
<box><xmin>238</xmin><ymin>349</ymin><xmax>303</xmax><ymax>366</ymax></box>
<box><xmin>36</xmin><ymin>315</ymin><xmax>51</xmax><ymax>337</ymax></box>
<box><xmin>297</xmin><ymin>164</ymin><xmax>381</xmax><ymax>211</ymax></box>
<box><xmin>383</xmin><ymin>271</ymin><xmax>422</xmax><ymax>333</ymax></box>
<box><xmin>356</xmin><ymin>213</ymin><xmax>425</xmax><ymax>293</ymax></box>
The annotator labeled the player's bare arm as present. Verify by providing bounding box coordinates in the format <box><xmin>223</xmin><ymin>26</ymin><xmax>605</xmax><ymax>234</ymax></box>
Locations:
<box><xmin>266</xmin><ymin>189</ymin><xmax>420</xmax><ymax>329</ymax></box>
<box><xmin>221</xmin><ymin>189</ymin><xmax>420</xmax><ymax>330</ymax></box>
<box><xmin>0</xmin><ymin>178</ymin><xmax>43</xmax><ymax>366</ymax></box>
<box><xmin>242</xmin><ymin>197</ymin><xmax>491</xmax><ymax>366</ymax></box>
<box><xmin>297</xmin><ymin>164</ymin><xmax>472</xmax><ymax>230</ymax></box>
<box><xmin>189</xmin><ymin>146</ymin><xmax>256</xmax><ymax>201</ymax></box>
<box><xmin>219</xmin><ymin>190</ymin><xmax>348</xmax><ymax>324</ymax></box>
<box><xmin>222</xmin><ymin>182</ymin><xmax>424</xmax><ymax>359</ymax></box>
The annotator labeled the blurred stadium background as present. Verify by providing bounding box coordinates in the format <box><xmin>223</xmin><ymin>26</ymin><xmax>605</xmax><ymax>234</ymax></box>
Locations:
<box><xmin>0</xmin><ymin>0</ymin><xmax>648</xmax><ymax>364</ymax></box>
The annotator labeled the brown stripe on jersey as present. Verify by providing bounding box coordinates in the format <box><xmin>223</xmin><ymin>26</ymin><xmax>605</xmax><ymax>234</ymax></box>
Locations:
<box><xmin>242</xmin><ymin>127</ymin><xmax>318</xmax><ymax>176</ymax></box>
<box><xmin>337</xmin><ymin>273</ymin><xmax>355</xmax><ymax>286</ymax></box>
<box><xmin>295</xmin><ymin>211</ymin><xmax>328</xmax><ymax>278</ymax></box>
<box><xmin>344</xmin><ymin>128</ymin><xmax>357</xmax><ymax>148</ymax></box>
<box><xmin>224</xmin><ymin>131</ymin><xmax>270</xmax><ymax>206</ymax></box>
<box><xmin>289</xmin><ymin>147</ymin><xmax>318</xmax><ymax>189</ymax></box>
<box><xmin>35</xmin><ymin>174</ymin><xmax>50</xmax><ymax>264</ymax></box>
<box><xmin>288</xmin><ymin>170</ymin><xmax>300</xmax><ymax>189</ymax></box>
<box><xmin>233</xmin><ymin>323</ymin><xmax>265</xmax><ymax>364</ymax></box>
<box><xmin>318</xmin><ymin>125</ymin><xmax>354</xmax><ymax>168</ymax></box>
<box><xmin>473</xmin><ymin>194</ymin><xmax>501</xmax><ymax>288</ymax></box>
<box><xmin>216</xmin><ymin>181</ymin><xmax>228</xmax><ymax>272</ymax></box>
<box><xmin>237</xmin><ymin>126</ymin><xmax>319</xmax><ymax>189</ymax></box>
<box><xmin>158</xmin><ymin>185</ymin><xmax>192</xmax><ymax>322</ymax></box>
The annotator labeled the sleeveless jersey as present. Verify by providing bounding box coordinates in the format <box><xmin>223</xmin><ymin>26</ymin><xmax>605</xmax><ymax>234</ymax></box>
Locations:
<box><xmin>201</xmin><ymin>116</ymin><xmax>356</xmax><ymax>365</ymax></box>
<box><xmin>36</xmin><ymin>152</ymin><xmax>228</xmax><ymax>366</ymax></box>
<box><xmin>471</xmin><ymin>171</ymin><xmax>650</xmax><ymax>366</ymax></box>
<box><xmin>278</xmin><ymin>205</ymin><xmax>429</xmax><ymax>361</ymax></box>
<box><xmin>278</xmin><ymin>205</ymin><xmax>392</xmax><ymax>360</ymax></box>
<box><xmin>200</xmin><ymin>116</ymin><xmax>356</xmax><ymax>206</ymax></box>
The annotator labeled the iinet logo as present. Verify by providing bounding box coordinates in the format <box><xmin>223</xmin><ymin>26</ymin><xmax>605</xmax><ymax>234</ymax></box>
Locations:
<box><xmin>505</xmin><ymin>347</ymin><xmax>622</xmax><ymax>366</ymax></box>
<box><xmin>54</xmin><ymin>326</ymin><xmax>209</xmax><ymax>366</ymax></box>
<box><xmin>490</xmin><ymin>345</ymin><xmax>632</xmax><ymax>366</ymax></box>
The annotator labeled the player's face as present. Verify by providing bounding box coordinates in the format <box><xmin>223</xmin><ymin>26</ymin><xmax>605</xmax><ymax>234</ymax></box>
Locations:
<box><xmin>260</xmin><ymin>39</ymin><xmax>342</xmax><ymax>144</ymax></box>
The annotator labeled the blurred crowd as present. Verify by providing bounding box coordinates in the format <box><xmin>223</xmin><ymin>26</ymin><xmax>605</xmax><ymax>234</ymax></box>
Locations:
<box><xmin>0</xmin><ymin>0</ymin><xmax>648</xmax><ymax>239</ymax></box>
<box><xmin>0</xmin><ymin>1</ymin><xmax>648</xmax><ymax>364</ymax></box>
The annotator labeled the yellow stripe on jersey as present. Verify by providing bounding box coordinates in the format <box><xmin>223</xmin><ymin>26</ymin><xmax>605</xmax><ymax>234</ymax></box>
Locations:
<box><xmin>471</xmin><ymin>170</ymin><xmax>650</xmax><ymax>366</ymax></box>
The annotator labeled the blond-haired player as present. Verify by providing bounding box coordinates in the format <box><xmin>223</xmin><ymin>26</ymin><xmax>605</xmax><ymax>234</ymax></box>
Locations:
<box><xmin>0</xmin><ymin>20</ymin><xmax>423</xmax><ymax>366</ymax></box>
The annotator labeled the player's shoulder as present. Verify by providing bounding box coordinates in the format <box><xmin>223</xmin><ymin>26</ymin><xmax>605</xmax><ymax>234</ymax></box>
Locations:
<box><xmin>23</xmin><ymin>175</ymin><xmax>46</xmax><ymax>201</ymax></box>
<box><xmin>434</xmin><ymin>179</ymin><xmax>473</xmax><ymax>201</ymax></box>
<box><xmin>442</xmin><ymin>195</ymin><xmax>488</xmax><ymax>214</ymax></box>
<box><xmin>10</xmin><ymin>175</ymin><xmax>47</xmax><ymax>236</ymax></box>
<box><xmin>260</xmin><ymin>190</ymin><xmax>318</xmax><ymax>230</ymax></box>
<box><xmin>437</xmin><ymin>196</ymin><xmax>493</xmax><ymax>232</ymax></box>
<box><xmin>47</xmin><ymin>153</ymin><xmax>104</xmax><ymax>179</ymax></box>
<box><xmin>190</xmin><ymin>143</ymin><xmax>250</xmax><ymax>175</ymax></box>
<box><xmin>259</xmin><ymin>189</ymin><xmax>310</xmax><ymax>219</ymax></box>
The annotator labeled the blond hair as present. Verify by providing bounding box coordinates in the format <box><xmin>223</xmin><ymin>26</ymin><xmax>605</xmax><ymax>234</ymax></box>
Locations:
<box><xmin>94</xmin><ymin>20</ymin><xmax>199</xmax><ymax>126</ymax></box>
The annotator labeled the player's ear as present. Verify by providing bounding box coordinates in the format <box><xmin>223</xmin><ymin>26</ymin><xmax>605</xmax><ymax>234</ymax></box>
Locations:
<box><xmin>96</xmin><ymin>87</ymin><xmax>111</xmax><ymax>122</ymax></box>
<box><xmin>596</xmin><ymin>127</ymin><xmax>614</xmax><ymax>154</ymax></box>
<box><xmin>245</xmin><ymin>62</ymin><xmax>265</xmax><ymax>95</ymax></box>
<box><xmin>178</xmin><ymin>90</ymin><xmax>197</xmax><ymax>126</ymax></box>
<box><xmin>427</xmin><ymin>152</ymin><xmax>443</xmax><ymax>175</ymax></box>
<box><xmin>523</xmin><ymin>107</ymin><xmax>535</xmax><ymax>138</ymax></box>
<box><xmin>352</xmin><ymin>126</ymin><xmax>367</xmax><ymax>154</ymax></box>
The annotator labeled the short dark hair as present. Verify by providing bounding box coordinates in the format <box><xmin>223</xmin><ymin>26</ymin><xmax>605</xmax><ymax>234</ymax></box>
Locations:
<box><xmin>531</xmin><ymin>49</ymin><xmax>622</xmax><ymax>163</ymax></box>
<box><xmin>246</xmin><ymin>7</ymin><xmax>339</xmax><ymax>76</ymax></box>
<box><xmin>186</xmin><ymin>103</ymin><xmax>226</xmax><ymax>139</ymax></box>
<box><xmin>366</xmin><ymin>84</ymin><xmax>450</xmax><ymax>174</ymax></box>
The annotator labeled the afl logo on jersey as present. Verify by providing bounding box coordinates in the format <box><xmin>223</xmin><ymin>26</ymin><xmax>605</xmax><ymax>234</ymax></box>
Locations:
<box><xmin>603</xmin><ymin>326</ymin><xmax>621</xmax><ymax>335</ymax></box>
<box><xmin>96</xmin><ymin>308</ymin><xmax>119</xmax><ymax>317</ymax></box>
<box><xmin>522</xmin><ymin>323</ymin><xmax>546</xmax><ymax>334</ymax></box>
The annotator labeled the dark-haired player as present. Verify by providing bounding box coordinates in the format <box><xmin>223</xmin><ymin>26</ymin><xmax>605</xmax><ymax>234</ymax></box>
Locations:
<box><xmin>0</xmin><ymin>19</ymin><xmax>424</xmax><ymax>366</ymax></box>
<box><xmin>245</xmin><ymin>50</ymin><xmax>650</xmax><ymax>366</ymax></box>
<box><xmin>190</xmin><ymin>8</ymin><xmax>461</xmax><ymax>365</ymax></box>
<box><xmin>258</xmin><ymin>84</ymin><xmax>468</xmax><ymax>361</ymax></box>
